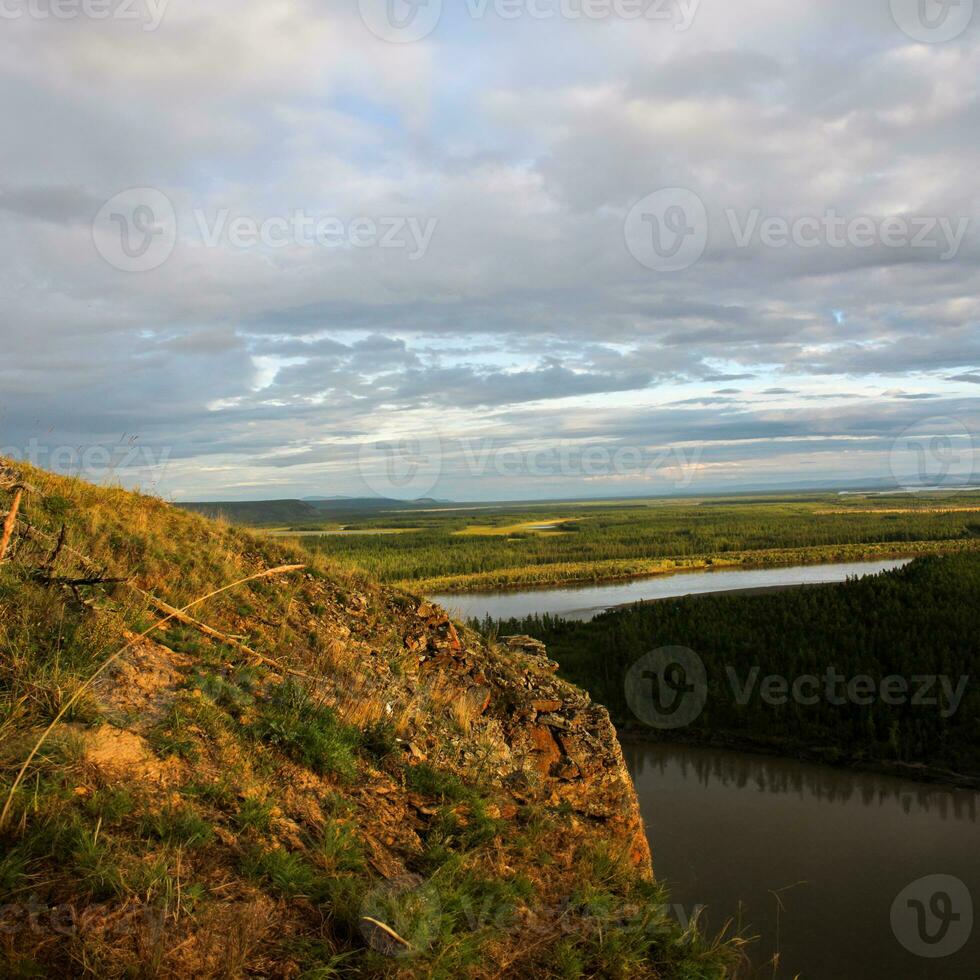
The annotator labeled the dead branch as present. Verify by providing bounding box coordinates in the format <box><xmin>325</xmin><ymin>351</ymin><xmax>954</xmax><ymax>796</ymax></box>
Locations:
<box><xmin>140</xmin><ymin>591</ymin><xmax>260</xmax><ymax>655</ymax></box>
<box><xmin>4</xmin><ymin>508</ymin><xmax>312</xmax><ymax>679</ymax></box>
<box><xmin>10</xmin><ymin>519</ymin><xmax>106</xmax><ymax>575</ymax></box>
<box><xmin>360</xmin><ymin>917</ymin><xmax>413</xmax><ymax>955</ymax></box>
<box><xmin>0</xmin><ymin>466</ymin><xmax>38</xmax><ymax>493</ymax></box>
<box><xmin>0</xmin><ymin>490</ymin><xmax>23</xmax><ymax>563</ymax></box>
<box><xmin>43</xmin><ymin>523</ymin><xmax>68</xmax><ymax>572</ymax></box>
<box><xmin>1</xmin><ymin>562</ymin><xmax>307</xmax><ymax>831</ymax></box>
<box><xmin>136</xmin><ymin>590</ymin><xmax>311</xmax><ymax>680</ymax></box>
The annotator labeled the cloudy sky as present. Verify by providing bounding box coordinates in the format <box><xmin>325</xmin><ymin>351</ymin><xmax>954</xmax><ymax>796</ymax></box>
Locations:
<box><xmin>1</xmin><ymin>0</ymin><xmax>979</xmax><ymax>501</ymax></box>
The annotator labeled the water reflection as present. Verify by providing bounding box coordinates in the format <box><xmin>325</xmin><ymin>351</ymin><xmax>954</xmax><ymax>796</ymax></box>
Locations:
<box><xmin>624</xmin><ymin>741</ymin><xmax>980</xmax><ymax>979</ymax></box>
<box><xmin>626</xmin><ymin>745</ymin><xmax>979</xmax><ymax>822</ymax></box>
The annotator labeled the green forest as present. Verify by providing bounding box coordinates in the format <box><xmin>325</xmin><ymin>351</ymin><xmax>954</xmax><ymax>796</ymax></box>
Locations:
<box><xmin>478</xmin><ymin>553</ymin><xmax>980</xmax><ymax>780</ymax></box>
<box><xmin>293</xmin><ymin>493</ymin><xmax>980</xmax><ymax>591</ymax></box>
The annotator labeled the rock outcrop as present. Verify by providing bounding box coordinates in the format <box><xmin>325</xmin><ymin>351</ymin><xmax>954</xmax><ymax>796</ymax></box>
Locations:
<box><xmin>0</xmin><ymin>459</ymin><xmax>704</xmax><ymax>979</ymax></box>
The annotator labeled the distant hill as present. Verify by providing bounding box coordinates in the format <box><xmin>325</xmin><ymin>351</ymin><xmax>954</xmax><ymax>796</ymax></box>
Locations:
<box><xmin>176</xmin><ymin>499</ymin><xmax>322</xmax><ymax>526</ymax></box>
<box><xmin>177</xmin><ymin>496</ymin><xmax>456</xmax><ymax>526</ymax></box>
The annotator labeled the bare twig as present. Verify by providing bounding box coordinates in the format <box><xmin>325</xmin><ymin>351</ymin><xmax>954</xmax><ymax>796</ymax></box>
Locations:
<box><xmin>7</xmin><ymin>513</ymin><xmax>311</xmax><ymax>677</ymax></box>
<box><xmin>42</xmin><ymin>576</ymin><xmax>129</xmax><ymax>588</ymax></box>
<box><xmin>0</xmin><ymin>466</ymin><xmax>37</xmax><ymax>493</ymax></box>
<box><xmin>360</xmin><ymin>917</ymin><xmax>413</xmax><ymax>954</ymax></box>
<box><xmin>43</xmin><ymin>524</ymin><xmax>68</xmax><ymax>572</ymax></box>
<box><xmin>8</xmin><ymin>519</ymin><xmax>105</xmax><ymax>575</ymax></box>
<box><xmin>139</xmin><ymin>591</ymin><xmax>260</xmax><ymax>655</ymax></box>
<box><xmin>136</xmin><ymin>590</ymin><xmax>311</xmax><ymax>680</ymax></box>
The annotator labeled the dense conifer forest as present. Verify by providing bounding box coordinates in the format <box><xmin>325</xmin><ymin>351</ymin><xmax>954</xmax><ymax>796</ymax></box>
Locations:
<box><xmin>480</xmin><ymin>554</ymin><xmax>980</xmax><ymax>779</ymax></box>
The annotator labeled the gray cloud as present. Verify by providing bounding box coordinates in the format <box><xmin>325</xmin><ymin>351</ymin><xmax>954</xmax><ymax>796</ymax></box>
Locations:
<box><xmin>0</xmin><ymin>2</ymin><xmax>977</xmax><ymax>499</ymax></box>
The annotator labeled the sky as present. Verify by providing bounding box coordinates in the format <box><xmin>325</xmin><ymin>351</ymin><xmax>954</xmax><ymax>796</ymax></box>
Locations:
<box><xmin>1</xmin><ymin>0</ymin><xmax>979</xmax><ymax>501</ymax></box>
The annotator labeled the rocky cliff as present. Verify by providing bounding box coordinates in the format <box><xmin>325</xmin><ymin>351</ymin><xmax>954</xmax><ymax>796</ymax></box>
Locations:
<box><xmin>0</xmin><ymin>460</ymin><xmax>732</xmax><ymax>978</ymax></box>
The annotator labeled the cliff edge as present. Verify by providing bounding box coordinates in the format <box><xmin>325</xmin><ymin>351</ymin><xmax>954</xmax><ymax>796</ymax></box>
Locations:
<box><xmin>0</xmin><ymin>461</ymin><xmax>734</xmax><ymax>978</ymax></box>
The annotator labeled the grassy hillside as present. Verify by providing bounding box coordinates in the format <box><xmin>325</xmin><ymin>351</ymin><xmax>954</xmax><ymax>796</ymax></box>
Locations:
<box><xmin>0</xmin><ymin>461</ymin><xmax>741</xmax><ymax>979</ymax></box>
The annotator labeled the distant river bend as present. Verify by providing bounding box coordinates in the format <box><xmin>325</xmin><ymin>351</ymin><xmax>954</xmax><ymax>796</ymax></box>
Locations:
<box><xmin>430</xmin><ymin>558</ymin><xmax>913</xmax><ymax>622</ymax></box>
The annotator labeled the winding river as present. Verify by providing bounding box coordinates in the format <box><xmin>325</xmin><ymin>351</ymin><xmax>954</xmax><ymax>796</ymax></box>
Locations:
<box><xmin>430</xmin><ymin>558</ymin><xmax>913</xmax><ymax>622</ymax></box>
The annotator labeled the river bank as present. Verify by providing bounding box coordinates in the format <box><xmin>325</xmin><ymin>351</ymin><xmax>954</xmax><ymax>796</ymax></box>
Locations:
<box><xmin>471</xmin><ymin>553</ymin><xmax>980</xmax><ymax>791</ymax></box>
<box><xmin>408</xmin><ymin>537</ymin><xmax>980</xmax><ymax>593</ymax></box>
<box><xmin>431</xmin><ymin>557</ymin><xmax>914</xmax><ymax>622</ymax></box>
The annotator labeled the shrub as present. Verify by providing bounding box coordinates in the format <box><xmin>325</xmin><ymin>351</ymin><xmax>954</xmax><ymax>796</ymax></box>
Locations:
<box><xmin>250</xmin><ymin>680</ymin><xmax>361</xmax><ymax>781</ymax></box>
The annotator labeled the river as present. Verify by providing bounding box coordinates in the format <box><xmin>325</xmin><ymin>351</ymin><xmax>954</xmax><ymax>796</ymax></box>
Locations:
<box><xmin>430</xmin><ymin>558</ymin><xmax>913</xmax><ymax>622</ymax></box>
<box><xmin>624</xmin><ymin>742</ymin><xmax>980</xmax><ymax>979</ymax></box>
<box><xmin>431</xmin><ymin>557</ymin><xmax>978</xmax><ymax>976</ymax></box>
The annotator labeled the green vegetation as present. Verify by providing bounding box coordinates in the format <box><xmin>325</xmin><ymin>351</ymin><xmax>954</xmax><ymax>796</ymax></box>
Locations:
<box><xmin>482</xmin><ymin>553</ymin><xmax>980</xmax><ymax>779</ymax></box>
<box><xmin>248</xmin><ymin>678</ymin><xmax>362</xmax><ymax>780</ymax></box>
<box><xmin>278</xmin><ymin>492</ymin><xmax>980</xmax><ymax>591</ymax></box>
<box><xmin>0</xmin><ymin>459</ymin><xmax>742</xmax><ymax>978</ymax></box>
